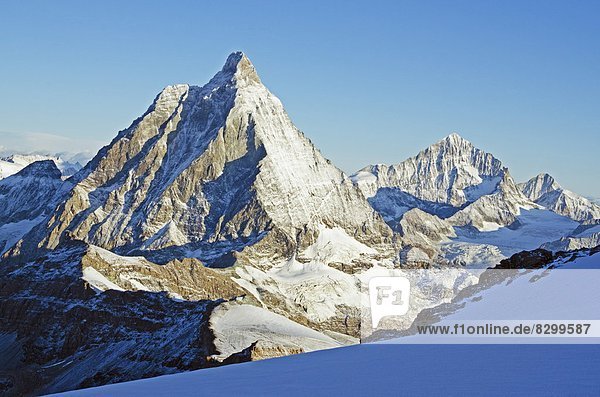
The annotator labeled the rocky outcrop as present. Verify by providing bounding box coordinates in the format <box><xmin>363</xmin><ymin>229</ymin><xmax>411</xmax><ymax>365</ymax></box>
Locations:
<box><xmin>399</xmin><ymin>208</ymin><xmax>456</xmax><ymax>243</ymax></box>
<box><xmin>395</xmin><ymin>208</ymin><xmax>456</xmax><ymax>266</ymax></box>
<box><xmin>0</xmin><ymin>241</ymin><xmax>220</xmax><ymax>396</ymax></box>
<box><xmin>494</xmin><ymin>248</ymin><xmax>554</xmax><ymax>269</ymax></box>
<box><xmin>81</xmin><ymin>246</ymin><xmax>251</xmax><ymax>301</ymax></box>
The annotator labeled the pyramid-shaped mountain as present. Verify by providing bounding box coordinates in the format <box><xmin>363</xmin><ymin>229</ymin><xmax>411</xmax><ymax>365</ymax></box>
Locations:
<box><xmin>18</xmin><ymin>52</ymin><xmax>391</xmax><ymax>264</ymax></box>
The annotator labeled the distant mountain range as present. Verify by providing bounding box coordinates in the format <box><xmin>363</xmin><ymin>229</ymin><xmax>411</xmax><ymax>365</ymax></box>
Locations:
<box><xmin>1</xmin><ymin>52</ymin><xmax>598</xmax><ymax>395</ymax></box>
<box><xmin>0</xmin><ymin>153</ymin><xmax>84</xmax><ymax>179</ymax></box>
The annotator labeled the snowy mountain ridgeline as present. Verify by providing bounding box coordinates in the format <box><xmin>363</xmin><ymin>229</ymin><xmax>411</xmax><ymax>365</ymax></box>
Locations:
<box><xmin>0</xmin><ymin>52</ymin><xmax>598</xmax><ymax>395</ymax></box>
<box><xmin>0</xmin><ymin>153</ymin><xmax>83</xmax><ymax>180</ymax></box>
<box><xmin>351</xmin><ymin>132</ymin><xmax>534</xmax><ymax>228</ymax></box>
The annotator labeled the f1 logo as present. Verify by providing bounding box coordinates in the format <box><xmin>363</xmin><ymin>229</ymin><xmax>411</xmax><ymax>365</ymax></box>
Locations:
<box><xmin>369</xmin><ymin>276</ymin><xmax>411</xmax><ymax>328</ymax></box>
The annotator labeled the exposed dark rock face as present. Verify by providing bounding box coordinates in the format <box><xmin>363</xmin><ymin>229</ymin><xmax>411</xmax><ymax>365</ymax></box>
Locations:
<box><xmin>495</xmin><ymin>249</ymin><xmax>554</xmax><ymax>269</ymax></box>
<box><xmin>0</xmin><ymin>241</ymin><xmax>226</xmax><ymax>396</ymax></box>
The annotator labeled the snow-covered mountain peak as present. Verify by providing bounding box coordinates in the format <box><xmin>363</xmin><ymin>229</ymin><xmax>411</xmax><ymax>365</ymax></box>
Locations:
<box><xmin>0</xmin><ymin>154</ymin><xmax>82</xmax><ymax>180</ymax></box>
<box><xmin>441</xmin><ymin>132</ymin><xmax>470</xmax><ymax>146</ymax></box>
<box><xmin>427</xmin><ymin>133</ymin><xmax>491</xmax><ymax>164</ymax></box>
<box><xmin>354</xmin><ymin>133</ymin><xmax>505</xmax><ymax>207</ymax></box>
<box><xmin>24</xmin><ymin>52</ymin><xmax>392</xmax><ymax>263</ymax></box>
<box><xmin>0</xmin><ymin>160</ymin><xmax>66</xmax><ymax>255</ymax></box>
<box><xmin>519</xmin><ymin>173</ymin><xmax>600</xmax><ymax>222</ymax></box>
<box><xmin>352</xmin><ymin>133</ymin><xmax>540</xmax><ymax>235</ymax></box>
<box><xmin>152</xmin><ymin>53</ymin><xmax>258</xmax><ymax>110</ymax></box>
<box><xmin>205</xmin><ymin>51</ymin><xmax>261</xmax><ymax>90</ymax></box>
<box><xmin>224</xmin><ymin>51</ymin><xmax>259</xmax><ymax>80</ymax></box>
<box><xmin>519</xmin><ymin>173</ymin><xmax>561</xmax><ymax>201</ymax></box>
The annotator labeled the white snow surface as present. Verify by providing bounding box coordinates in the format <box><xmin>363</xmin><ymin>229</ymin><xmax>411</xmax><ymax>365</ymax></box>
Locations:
<box><xmin>446</xmin><ymin>253</ymin><xmax>600</xmax><ymax>321</ymax></box>
<box><xmin>0</xmin><ymin>216</ymin><xmax>43</xmax><ymax>255</ymax></box>
<box><xmin>52</xmin><ymin>343</ymin><xmax>600</xmax><ymax>397</ymax></box>
<box><xmin>231</xmin><ymin>225</ymin><xmax>380</xmax><ymax>324</ymax></box>
<box><xmin>383</xmin><ymin>250</ymin><xmax>600</xmax><ymax>345</ymax></box>
<box><xmin>82</xmin><ymin>267</ymin><xmax>125</xmax><ymax>292</ymax></box>
<box><xmin>209</xmin><ymin>302</ymin><xmax>343</xmax><ymax>359</ymax></box>
<box><xmin>442</xmin><ymin>208</ymin><xmax>579</xmax><ymax>267</ymax></box>
<box><xmin>301</xmin><ymin>225</ymin><xmax>376</xmax><ymax>263</ymax></box>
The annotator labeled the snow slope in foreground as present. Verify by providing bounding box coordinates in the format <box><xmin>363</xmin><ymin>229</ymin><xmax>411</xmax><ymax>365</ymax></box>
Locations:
<box><xmin>54</xmin><ymin>251</ymin><xmax>600</xmax><ymax>397</ymax></box>
<box><xmin>52</xmin><ymin>344</ymin><xmax>600</xmax><ymax>396</ymax></box>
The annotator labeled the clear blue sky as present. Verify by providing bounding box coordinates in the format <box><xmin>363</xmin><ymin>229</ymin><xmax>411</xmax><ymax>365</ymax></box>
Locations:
<box><xmin>1</xmin><ymin>1</ymin><xmax>598</xmax><ymax>196</ymax></box>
